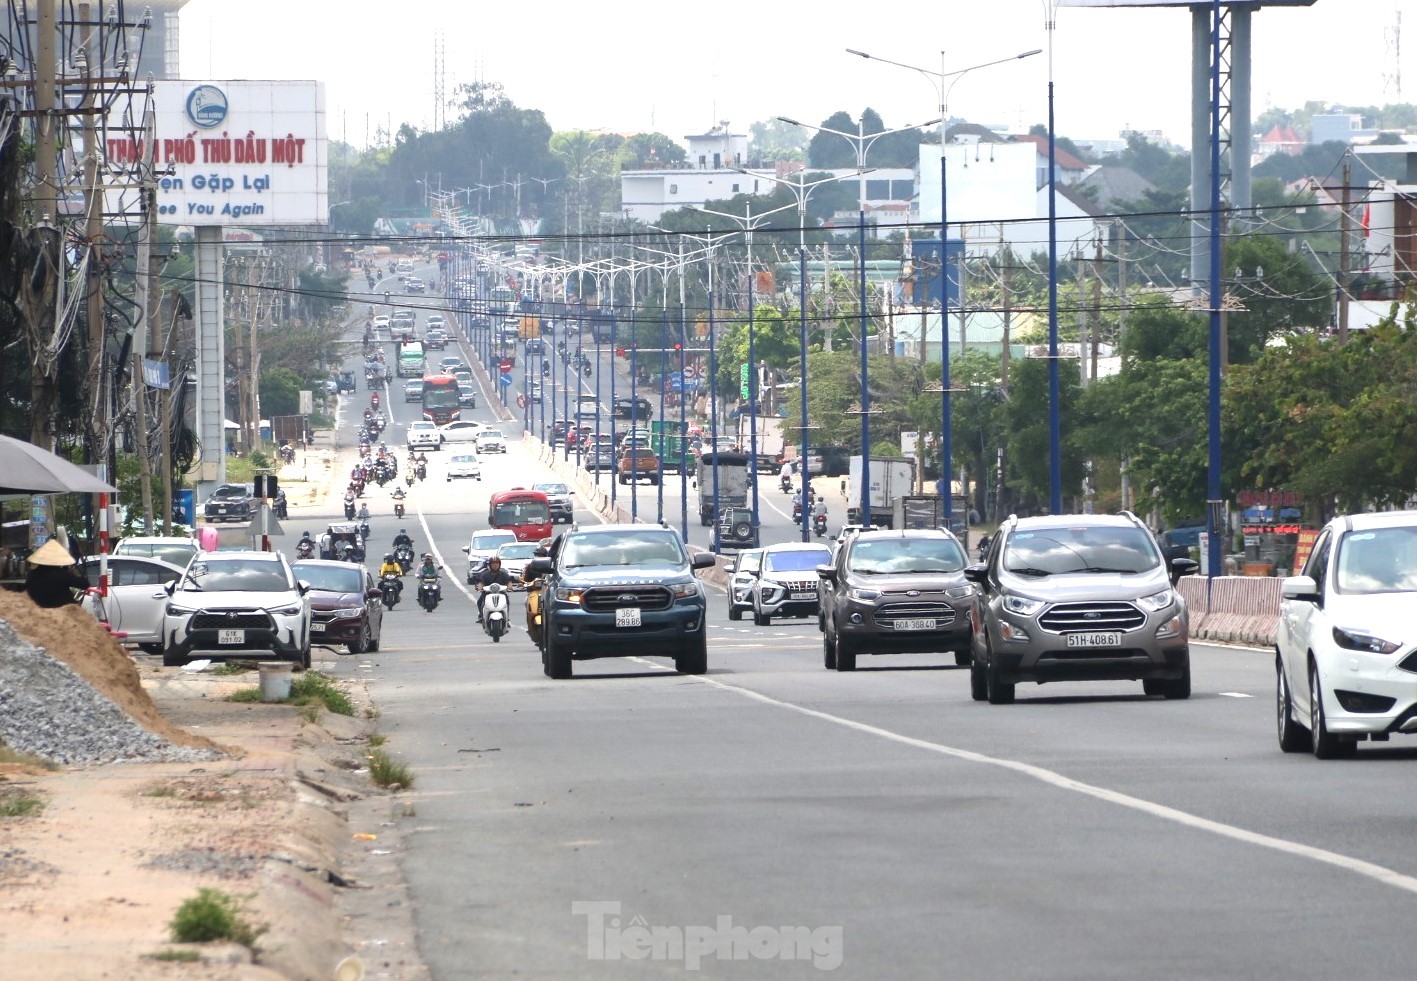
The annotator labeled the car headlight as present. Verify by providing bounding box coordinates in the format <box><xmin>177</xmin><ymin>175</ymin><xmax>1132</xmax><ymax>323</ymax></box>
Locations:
<box><xmin>670</xmin><ymin>580</ymin><xmax>699</xmax><ymax>599</ymax></box>
<box><xmin>848</xmin><ymin>587</ymin><xmax>881</xmax><ymax>601</ymax></box>
<box><xmin>326</xmin><ymin>607</ymin><xmax>364</xmax><ymax>619</ymax></box>
<box><xmin>165</xmin><ymin>603</ymin><xmax>196</xmax><ymax>616</ymax></box>
<box><xmin>1155</xmin><ymin>614</ymin><xmax>1184</xmax><ymax>640</ymax></box>
<box><xmin>1002</xmin><ymin>594</ymin><xmax>1044</xmax><ymax>616</ymax></box>
<box><xmin>945</xmin><ymin>585</ymin><xmax>974</xmax><ymax>599</ymax></box>
<box><xmin>269</xmin><ymin>604</ymin><xmax>304</xmax><ymax>616</ymax></box>
<box><xmin>1138</xmin><ymin>588</ymin><xmax>1175</xmax><ymax>613</ymax></box>
<box><xmin>1332</xmin><ymin>626</ymin><xmax>1402</xmax><ymax>655</ymax></box>
<box><xmin>554</xmin><ymin>587</ymin><xmax>584</xmax><ymax>604</ymax></box>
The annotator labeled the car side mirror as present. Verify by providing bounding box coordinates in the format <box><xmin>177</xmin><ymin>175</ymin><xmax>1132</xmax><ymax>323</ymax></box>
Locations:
<box><xmin>815</xmin><ymin>563</ymin><xmax>836</xmax><ymax>579</ymax></box>
<box><xmin>297</xmin><ymin>580</ymin><xmax>311</xmax><ymax>595</ymax></box>
<box><xmin>366</xmin><ymin>588</ymin><xmax>382</xmax><ymax>600</ymax></box>
<box><xmin>528</xmin><ymin>557</ymin><xmax>553</xmax><ymax>575</ymax></box>
<box><xmin>963</xmin><ymin>564</ymin><xmax>988</xmax><ymax>585</ymax></box>
<box><xmin>691</xmin><ymin>552</ymin><xmax>717</xmax><ymax>571</ymax></box>
<box><xmin>460</xmin><ymin>545</ymin><xmax>470</xmax><ymax>554</ymax></box>
<box><xmin>1170</xmin><ymin>557</ymin><xmax>1199</xmax><ymax>584</ymax></box>
<box><xmin>1281</xmin><ymin>574</ymin><xmax>1320</xmax><ymax>603</ymax></box>
<box><xmin>163</xmin><ymin>580</ymin><xmax>177</xmax><ymax>596</ymax></box>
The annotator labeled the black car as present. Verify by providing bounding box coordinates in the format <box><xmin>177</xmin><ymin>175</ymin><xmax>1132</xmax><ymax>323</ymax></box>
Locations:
<box><xmin>527</xmin><ymin>524</ymin><xmax>716</xmax><ymax>679</ymax></box>
<box><xmin>716</xmin><ymin>506</ymin><xmax>759</xmax><ymax>550</ymax></box>
<box><xmin>203</xmin><ymin>484</ymin><xmax>257</xmax><ymax>523</ymax></box>
<box><xmin>613</xmin><ymin>396</ymin><xmax>653</xmax><ymax>421</ymax></box>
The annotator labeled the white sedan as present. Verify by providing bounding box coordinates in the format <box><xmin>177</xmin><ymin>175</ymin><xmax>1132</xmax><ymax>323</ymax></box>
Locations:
<box><xmin>476</xmin><ymin>428</ymin><xmax>507</xmax><ymax>454</ymax></box>
<box><xmin>438</xmin><ymin>420</ymin><xmax>484</xmax><ymax>444</ymax></box>
<box><xmin>78</xmin><ymin>555</ymin><xmax>185</xmax><ymax>652</ymax></box>
<box><xmin>446</xmin><ymin>452</ymin><xmax>483</xmax><ymax>481</ymax></box>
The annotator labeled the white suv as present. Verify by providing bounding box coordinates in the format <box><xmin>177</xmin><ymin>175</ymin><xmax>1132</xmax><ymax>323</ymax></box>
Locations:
<box><xmin>406</xmin><ymin>420</ymin><xmax>442</xmax><ymax>452</ymax></box>
<box><xmin>159</xmin><ymin>550</ymin><xmax>312</xmax><ymax>669</ymax></box>
<box><xmin>1278</xmin><ymin>511</ymin><xmax>1417</xmax><ymax>758</ymax></box>
<box><xmin>751</xmin><ymin>543</ymin><xmax>834</xmax><ymax>625</ymax></box>
<box><xmin>476</xmin><ymin>428</ymin><xmax>506</xmax><ymax>454</ymax></box>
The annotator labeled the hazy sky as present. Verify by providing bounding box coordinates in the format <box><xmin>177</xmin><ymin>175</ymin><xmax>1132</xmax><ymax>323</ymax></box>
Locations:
<box><xmin>180</xmin><ymin>0</ymin><xmax>1413</xmax><ymax>150</ymax></box>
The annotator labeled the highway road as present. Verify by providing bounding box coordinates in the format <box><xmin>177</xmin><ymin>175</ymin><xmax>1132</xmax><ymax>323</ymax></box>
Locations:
<box><xmin>281</xmin><ymin>260</ymin><xmax>1417</xmax><ymax>979</ymax></box>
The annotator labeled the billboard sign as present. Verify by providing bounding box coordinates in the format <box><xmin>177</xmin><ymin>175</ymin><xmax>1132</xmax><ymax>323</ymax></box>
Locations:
<box><xmin>105</xmin><ymin>80</ymin><xmax>328</xmax><ymax>226</ymax></box>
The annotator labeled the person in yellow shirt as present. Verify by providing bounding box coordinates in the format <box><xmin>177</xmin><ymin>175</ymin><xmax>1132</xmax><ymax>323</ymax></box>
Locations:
<box><xmin>377</xmin><ymin>552</ymin><xmax>404</xmax><ymax>604</ymax></box>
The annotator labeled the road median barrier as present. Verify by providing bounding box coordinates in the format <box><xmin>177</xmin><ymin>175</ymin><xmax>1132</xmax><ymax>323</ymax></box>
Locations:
<box><xmin>1176</xmin><ymin>575</ymin><xmax>1281</xmax><ymax>648</ymax></box>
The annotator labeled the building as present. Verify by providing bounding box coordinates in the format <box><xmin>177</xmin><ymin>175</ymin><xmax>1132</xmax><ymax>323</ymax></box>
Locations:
<box><xmin>1311</xmin><ymin>113</ymin><xmax>1376</xmax><ymax>146</ymax></box>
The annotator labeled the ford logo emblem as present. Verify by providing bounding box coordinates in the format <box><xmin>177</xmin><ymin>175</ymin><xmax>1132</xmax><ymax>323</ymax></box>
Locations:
<box><xmin>618</xmin><ymin>594</ymin><xmax>636</xmax><ymax>603</ymax></box>
<box><xmin>907</xmin><ymin>589</ymin><xmax>920</xmax><ymax>597</ymax></box>
<box><xmin>1084</xmin><ymin>611</ymin><xmax>1102</xmax><ymax>620</ymax></box>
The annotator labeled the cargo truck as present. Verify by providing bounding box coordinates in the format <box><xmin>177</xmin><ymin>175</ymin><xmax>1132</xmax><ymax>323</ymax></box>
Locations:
<box><xmin>696</xmin><ymin>451</ymin><xmax>752</xmax><ymax>526</ymax></box>
<box><xmin>846</xmin><ymin>455</ymin><xmax>916</xmax><ymax>527</ymax></box>
<box><xmin>650</xmin><ymin>420</ymin><xmax>690</xmax><ymax>474</ymax></box>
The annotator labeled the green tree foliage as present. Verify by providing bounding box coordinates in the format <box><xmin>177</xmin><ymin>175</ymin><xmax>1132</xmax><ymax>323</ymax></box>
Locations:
<box><xmin>259</xmin><ymin>367</ymin><xmax>303</xmax><ymax>417</ymax></box>
<box><xmin>806</xmin><ymin>109</ymin><xmax>925</xmax><ymax>169</ymax></box>
<box><xmin>748</xmin><ymin>118</ymin><xmax>807</xmax><ymax>163</ymax></box>
<box><xmin>785</xmin><ymin>351</ymin><xmax>929</xmax><ymax>455</ymax></box>
<box><xmin>713</xmin><ymin>304</ymin><xmax>799</xmax><ymax>397</ymax></box>
<box><xmin>1005</xmin><ymin>357</ymin><xmax>1086</xmax><ymax>506</ymax></box>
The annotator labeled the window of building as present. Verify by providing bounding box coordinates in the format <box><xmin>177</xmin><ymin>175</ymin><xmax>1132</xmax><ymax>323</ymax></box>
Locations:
<box><xmin>669</xmin><ymin>184</ymin><xmax>678</xmax><ymax>195</ymax></box>
<box><xmin>731</xmin><ymin>183</ymin><xmax>739</xmax><ymax>193</ymax></box>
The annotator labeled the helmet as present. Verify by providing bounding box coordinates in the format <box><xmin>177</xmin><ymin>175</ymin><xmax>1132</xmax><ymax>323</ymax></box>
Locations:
<box><xmin>384</xmin><ymin>552</ymin><xmax>394</xmax><ymax>561</ymax></box>
<box><xmin>400</xmin><ymin>528</ymin><xmax>407</xmax><ymax>534</ymax></box>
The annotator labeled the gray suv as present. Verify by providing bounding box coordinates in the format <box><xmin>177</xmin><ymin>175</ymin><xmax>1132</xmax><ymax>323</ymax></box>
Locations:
<box><xmin>964</xmin><ymin>512</ymin><xmax>1195</xmax><ymax>704</ymax></box>
<box><xmin>817</xmin><ymin>529</ymin><xmax>975</xmax><ymax>671</ymax></box>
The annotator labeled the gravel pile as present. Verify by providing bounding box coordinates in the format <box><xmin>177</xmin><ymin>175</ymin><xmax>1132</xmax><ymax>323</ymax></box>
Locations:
<box><xmin>0</xmin><ymin>619</ymin><xmax>220</xmax><ymax>766</ymax></box>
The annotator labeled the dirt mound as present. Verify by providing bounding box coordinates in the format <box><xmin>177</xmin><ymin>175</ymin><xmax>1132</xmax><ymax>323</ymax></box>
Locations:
<box><xmin>0</xmin><ymin>591</ymin><xmax>215</xmax><ymax>753</ymax></box>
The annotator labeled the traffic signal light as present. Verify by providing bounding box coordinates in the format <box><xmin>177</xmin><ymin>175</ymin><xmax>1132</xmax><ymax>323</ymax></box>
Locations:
<box><xmin>673</xmin><ymin>342</ymin><xmax>682</xmax><ymax>352</ymax></box>
<box><xmin>616</xmin><ymin>347</ymin><xmax>626</xmax><ymax>358</ymax></box>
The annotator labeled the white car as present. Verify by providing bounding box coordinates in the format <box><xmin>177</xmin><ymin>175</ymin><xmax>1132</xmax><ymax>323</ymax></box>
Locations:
<box><xmin>112</xmin><ymin>535</ymin><xmax>198</xmax><ymax>570</ymax></box>
<box><xmin>494</xmin><ymin>541</ymin><xmax>538</xmax><ymax>579</ymax></box>
<box><xmin>476</xmin><ymin>428</ymin><xmax>507</xmax><ymax>454</ymax></box>
<box><xmin>405</xmin><ymin>276</ymin><xmax>426</xmax><ymax>293</ymax></box>
<box><xmin>439</xmin><ymin>420</ymin><xmax>483</xmax><ymax>444</ymax></box>
<box><xmin>79</xmin><ymin>555</ymin><xmax>186</xmax><ymax>653</ymax></box>
<box><xmin>406</xmin><ymin>420</ymin><xmax>442</xmax><ymax>452</ymax></box>
<box><xmin>462</xmin><ymin>529</ymin><xmax>518</xmax><ymax>583</ymax></box>
<box><xmin>446</xmin><ymin>452</ymin><xmax>483</xmax><ymax>481</ymax></box>
<box><xmin>159</xmin><ymin>550</ymin><xmax>313</xmax><ymax>669</ymax></box>
<box><xmin>427</xmin><ymin>314</ymin><xmax>446</xmax><ymax>330</ymax></box>
<box><xmin>371</xmin><ymin>315</ymin><xmax>391</xmax><ymax>331</ymax></box>
<box><xmin>1277</xmin><ymin>510</ymin><xmax>1417</xmax><ymax>758</ymax></box>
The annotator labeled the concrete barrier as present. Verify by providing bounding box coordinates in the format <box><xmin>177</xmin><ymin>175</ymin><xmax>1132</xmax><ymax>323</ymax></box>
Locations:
<box><xmin>1176</xmin><ymin>575</ymin><xmax>1282</xmax><ymax>648</ymax></box>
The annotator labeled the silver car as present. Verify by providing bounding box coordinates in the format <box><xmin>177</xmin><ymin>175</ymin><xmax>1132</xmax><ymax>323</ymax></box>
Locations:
<box><xmin>751</xmin><ymin>543</ymin><xmax>833</xmax><ymax>625</ymax></box>
<box><xmin>79</xmin><ymin>555</ymin><xmax>185</xmax><ymax>653</ymax></box>
<box><xmin>727</xmin><ymin>548</ymin><xmax>763</xmax><ymax>621</ymax></box>
<box><xmin>965</xmin><ymin>512</ymin><xmax>1193</xmax><ymax>705</ymax></box>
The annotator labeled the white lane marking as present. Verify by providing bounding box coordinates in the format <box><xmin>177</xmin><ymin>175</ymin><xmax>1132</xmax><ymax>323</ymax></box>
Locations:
<box><xmin>626</xmin><ymin>658</ymin><xmax>1417</xmax><ymax>897</ymax></box>
<box><xmin>415</xmin><ymin>499</ymin><xmax>472</xmax><ymax>602</ymax></box>
<box><xmin>1218</xmin><ymin>692</ymin><xmax>1254</xmax><ymax>698</ymax></box>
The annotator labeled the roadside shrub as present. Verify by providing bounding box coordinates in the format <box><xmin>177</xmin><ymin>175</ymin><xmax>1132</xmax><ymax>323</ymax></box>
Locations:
<box><xmin>367</xmin><ymin>749</ymin><xmax>413</xmax><ymax>789</ymax></box>
<box><xmin>169</xmin><ymin>888</ymin><xmax>261</xmax><ymax>947</ymax></box>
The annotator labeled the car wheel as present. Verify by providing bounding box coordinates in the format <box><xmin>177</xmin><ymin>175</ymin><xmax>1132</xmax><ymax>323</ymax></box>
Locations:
<box><xmin>985</xmin><ymin>652</ymin><xmax>1015</xmax><ymax>704</ymax></box>
<box><xmin>675</xmin><ymin>631</ymin><xmax>708</xmax><ymax>675</ymax></box>
<box><xmin>969</xmin><ymin>654</ymin><xmax>988</xmax><ymax>701</ymax></box>
<box><xmin>733</xmin><ymin>522</ymin><xmax>752</xmax><ymax>540</ymax></box>
<box><xmin>835</xmin><ymin>634</ymin><xmax>857</xmax><ymax>671</ymax></box>
<box><xmin>162</xmin><ymin>645</ymin><xmax>188</xmax><ymax>668</ymax></box>
<box><xmin>347</xmin><ymin>621</ymin><xmax>369</xmax><ymax>655</ymax></box>
<box><xmin>368</xmin><ymin>623</ymin><xmax>381</xmax><ymax>653</ymax></box>
<box><xmin>1309</xmin><ymin>663</ymin><xmax>1356</xmax><ymax>759</ymax></box>
<box><xmin>139</xmin><ymin>643</ymin><xmax>163</xmax><ymax>656</ymax></box>
<box><xmin>728</xmin><ymin>604</ymin><xmax>742</xmax><ymax>621</ymax></box>
<box><xmin>546</xmin><ymin>639</ymin><xmax>573</xmax><ymax>679</ymax></box>
<box><xmin>753</xmin><ymin>605</ymin><xmax>770</xmax><ymax>627</ymax></box>
<box><xmin>1276</xmin><ymin>656</ymin><xmax>1309</xmax><ymax>753</ymax></box>
<box><xmin>1159</xmin><ymin>654</ymin><xmax>1191</xmax><ymax>700</ymax></box>
<box><xmin>298</xmin><ymin>638</ymin><xmax>312</xmax><ymax>672</ymax></box>
<box><xmin>823</xmin><ymin>630</ymin><xmax>838</xmax><ymax>669</ymax></box>
<box><xmin>954</xmin><ymin>650</ymin><xmax>972</xmax><ymax>667</ymax></box>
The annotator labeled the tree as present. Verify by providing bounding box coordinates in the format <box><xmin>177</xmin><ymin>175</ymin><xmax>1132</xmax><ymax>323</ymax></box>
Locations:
<box><xmin>259</xmin><ymin>367</ymin><xmax>303</xmax><ymax>417</ymax></box>
<box><xmin>748</xmin><ymin>118</ymin><xmax>807</xmax><ymax>163</ymax></box>
<box><xmin>1005</xmin><ymin>358</ymin><xmax>1086</xmax><ymax>508</ymax></box>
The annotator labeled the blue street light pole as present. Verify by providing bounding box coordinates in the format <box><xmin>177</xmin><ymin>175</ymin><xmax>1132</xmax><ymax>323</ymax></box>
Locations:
<box><xmin>708</xmin><ymin>239</ymin><xmax>721</xmax><ymax>552</ymax></box>
<box><xmin>1206</xmin><ymin>0</ymin><xmax>1224</xmax><ymax>576</ymax></box>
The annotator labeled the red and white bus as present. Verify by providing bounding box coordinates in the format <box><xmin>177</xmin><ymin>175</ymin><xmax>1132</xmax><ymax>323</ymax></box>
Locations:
<box><xmin>487</xmin><ymin>487</ymin><xmax>552</xmax><ymax>543</ymax></box>
<box><xmin>421</xmin><ymin>374</ymin><xmax>461</xmax><ymax>425</ymax></box>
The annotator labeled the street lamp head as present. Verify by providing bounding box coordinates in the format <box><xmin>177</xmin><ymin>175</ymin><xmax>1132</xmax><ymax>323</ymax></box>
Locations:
<box><xmin>777</xmin><ymin>116</ymin><xmax>803</xmax><ymax>127</ymax></box>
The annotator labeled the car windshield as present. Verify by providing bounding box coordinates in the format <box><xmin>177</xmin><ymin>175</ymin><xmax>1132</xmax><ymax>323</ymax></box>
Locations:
<box><xmin>562</xmin><ymin>531</ymin><xmax>685</xmax><ymax>568</ymax></box>
<box><xmin>292</xmin><ymin>564</ymin><xmax>363</xmax><ymax>593</ymax></box>
<box><xmin>452</xmin><ymin>455</ymin><xmax>478</xmax><ymax>463</ymax></box>
<box><xmin>492</xmin><ymin>501</ymin><xmax>550</xmax><ymax>525</ymax></box>
<box><xmin>182</xmin><ymin>558</ymin><xmax>291</xmax><ymax>592</ymax></box>
<box><xmin>848</xmin><ymin>537</ymin><xmax>967</xmax><ymax>575</ymax></box>
<box><xmin>472</xmin><ymin>532</ymin><xmax>517</xmax><ymax>550</ymax></box>
<box><xmin>212</xmin><ymin>486</ymin><xmax>245</xmax><ymax>499</ymax></box>
<box><xmin>535</xmin><ymin>483</ymin><xmax>569</xmax><ymax>495</ymax></box>
<box><xmin>1003</xmin><ymin>525</ymin><xmax>1161</xmax><ymax>576</ymax></box>
<box><xmin>765</xmin><ymin>549</ymin><xmax>832</xmax><ymax>573</ymax></box>
<box><xmin>499</xmin><ymin>544</ymin><xmax>536</xmax><ymax>560</ymax></box>
<box><xmin>116</xmin><ymin>541</ymin><xmax>196</xmax><ymax>567</ymax></box>
<box><xmin>1335</xmin><ymin>526</ymin><xmax>1417</xmax><ymax>593</ymax></box>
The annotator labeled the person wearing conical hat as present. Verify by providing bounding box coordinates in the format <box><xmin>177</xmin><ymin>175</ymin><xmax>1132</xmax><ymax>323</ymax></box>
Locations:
<box><xmin>26</xmin><ymin>539</ymin><xmax>88</xmax><ymax>609</ymax></box>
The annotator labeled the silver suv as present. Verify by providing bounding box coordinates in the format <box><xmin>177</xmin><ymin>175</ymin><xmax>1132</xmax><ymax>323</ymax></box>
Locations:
<box><xmin>964</xmin><ymin>512</ymin><xmax>1194</xmax><ymax>704</ymax></box>
<box><xmin>751</xmin><ymin>543</ymin><xmax>834</xmax><ymax>625</ymax></box>
<box><xmin>727</xmin><ymin>548</ymin><xmax>763</xmax><ymax>621</ymax></box>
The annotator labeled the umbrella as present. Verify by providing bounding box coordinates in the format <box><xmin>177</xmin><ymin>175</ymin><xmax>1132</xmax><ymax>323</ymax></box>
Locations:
<box><xmin>0</xmin><ymin>434</ymin><xmax>118</xmax><ymax>495</ymax></box>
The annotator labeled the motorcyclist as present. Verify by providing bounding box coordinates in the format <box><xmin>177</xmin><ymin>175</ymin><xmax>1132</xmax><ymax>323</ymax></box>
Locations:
<box><xmin>378</xmin><ymin>552</ymin><xmax>404</xmax><ymax>601</ymax></box>
<box><xmin>392</xmin><ymin>527</ymin><xmax>414</xmax><ymax>551</ymax></box>
<box><xmin>274</xmin><ymin>488</ymin><xmax>289</xmax><ymax>519</ymax></box>
<box><xmin>296</xmin><ymin>530</ymin><xmax>316</xmax><ymax>557</ymax></box>
<box><xmin>473</xmin><ymin>556</ymin><xmax>513</xmax><ymax>624</ymax></box>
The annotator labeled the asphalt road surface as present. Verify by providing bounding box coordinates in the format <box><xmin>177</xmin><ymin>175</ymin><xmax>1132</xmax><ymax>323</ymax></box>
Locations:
<box><xmin>286</xmin><ymin>264</ymin><xmax>1417</xmax><ymax>979</ymax></box>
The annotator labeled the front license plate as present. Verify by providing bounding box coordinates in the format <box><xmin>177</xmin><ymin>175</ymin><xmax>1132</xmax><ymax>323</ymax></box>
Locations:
<box><xmin>1067</xmin><ymin>631</ymin><xmax>1122</xmax><ymax>648</ymax></box>
<box><xmin>217</xmin><ymin>629</ymin><xmax>245</xmax><ymax>645</ymax></box>
<box><xmin>615</xmin><ymin>608</ymin><xmax>641</xmax><ymax>628</ymax></box>
<box><xmin>894</xmin><ymin>618</ymin><xmax>938</xmax><ymax>631</ymax></box>
<box><xmin>310</xmin><ymin>622</ymin><xmax>326</xmax><ymax>633</ymax></box>
<box><xmin>792</xmin><ymin>591</ymin><xmax>816</xmax><ymax>600</ymax></box>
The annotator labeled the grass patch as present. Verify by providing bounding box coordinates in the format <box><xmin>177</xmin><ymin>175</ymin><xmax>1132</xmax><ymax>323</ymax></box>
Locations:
<box><xmin>227</xmin><ymin>687</ymin><xmax>262</xmax><ymax>703</ymax></box>
<box><xmin>169</xmin><ymin>888</ymin><xmax>262</xmax><ymax>947</ymax></box>
<box><xmin>141</xmin><ymin>782</ymin><xmax>178</xmax><ymax>798</ymax></box>
<box><xmin>367</xmin><ymin>749</ymin><xmax>413</xmax><ymax>790</ymax></box>
<box><xmin>0</xmin><ymin>739</ymin><xmax>57</xmax><ymax>770</ymax></box>
<box><xmin>367</xmin><ymin>733</ymin><xmax>387</xmax><ymax>748</ymax></box>
<box><xmin>289</xmin><ymin>671</ymin><xmax>355</xmax><ymax>716</ymax></box>
<box><xmin>144</xmin><ymin>949</ymin><xmax>201</xmax><ymax>963</ymax></box>
<box><xmin>0</xmin><ymin>791</ymin><xmax>44</xmax><ymax>817</ymax></box>
<box><xmin>213</xmin><ymin>661</ymin><xmax>254</xmax><ymax>676</ymax></box>
<box><xmin>298</xmin><ymin>703</ymin><xmax>322</xmax><ymax>725</ymax></box>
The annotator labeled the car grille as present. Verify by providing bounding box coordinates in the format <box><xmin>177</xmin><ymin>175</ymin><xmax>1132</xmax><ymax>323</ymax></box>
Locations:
<box><xmin>583</xmin><ymin>585</ymin><xmax>673</xmax><ymax>613</ymax></box>
<box><xmin>876</xmin><ymin>602</ymin><xmax>956</xmax><ymax>627</ymax></box>
<box><xmin>1039</xmin><ymin>601</ymin><xmax>1145</xmax><ymax>633</ymax></box>
<box><xmin>770</xmin><ymin>578</ymin><xmax>818</xmax><ymax>592</ymax></box>
<box><xmin>191</xmin><ymin>610</ymin><xmax>273</xmax><ymax>631</ymax></box>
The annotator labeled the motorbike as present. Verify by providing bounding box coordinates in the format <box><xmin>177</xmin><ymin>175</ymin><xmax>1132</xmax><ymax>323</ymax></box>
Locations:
<box><xmin>279</xmin><ymin>443</ymin><xmax>296</xmax><ymax>465</ymax></box>
<box><xmin>780</xmin><ymin>474</ymin><xmax>792</xmax><ymax>494</ymax></box>
<box><xmin>813</xmin><ymin>513</ymin><xmax>828</xmax><ymax>537</ymax></box>
<box><xmin>394</xmin><ymin>543</ymin><xmax>414</xmax><ymax>574</ymax></box>
<box><xmin>274</xmin><ymin>492</ymin><xmax>289</xmax><ymax>520</ymax></box>
<box><xmin>295</xmin><ymin>540</ymin><xmax>315</xmax><ymax>560</ymax></box>
<box><xmin>582</xmin><ymin>363</ymin><xmax>592</xmax><ymax>378</ymax></box>
<box><xmin>343</xmin><ymin>496</ymin><xmax>357</xmax><ymax>520</ymax></box>
<box><xmin>792</xmin><ymin>501</ymin><xmax>803</xmax><ymax>522</ymax></box>
<box><xmin>379</xmin><ymin>572</ymin><xmax>402</xmax><ymax>609</ymax></box>
<box><xmin>393</xmin><ymin>499</ymin><xmax>405</xmax><ymax>520</ymax></box>
<box><xmin>415</xmin><ymin>462</ymin><xmax>427</xmax><ymax>482</ymax></box>
<box><xmin>371</xmin><ymin>392</ymin><xmax>381</xmax><ymax>411</ymax></box>
<box><xmin>358</xmin><ymin>518</ymin><xmax>371</xmax><ymax>543</ymax></box>
<box><xmin>417</xmin><ymin>573</ymin><xmax>442</xmax><ymax>613</ymax></box>
<box><xmin>481</xmin><ymin>582</ymin><xmax>510</xmax><ymax>642</ymax></box>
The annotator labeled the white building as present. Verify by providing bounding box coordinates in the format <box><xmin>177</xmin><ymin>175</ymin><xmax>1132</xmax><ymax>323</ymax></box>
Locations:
<box><xmin>916</xmin><ymin>142</ymin><xmax>1108</xmax><ymax>259</ymax></box>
